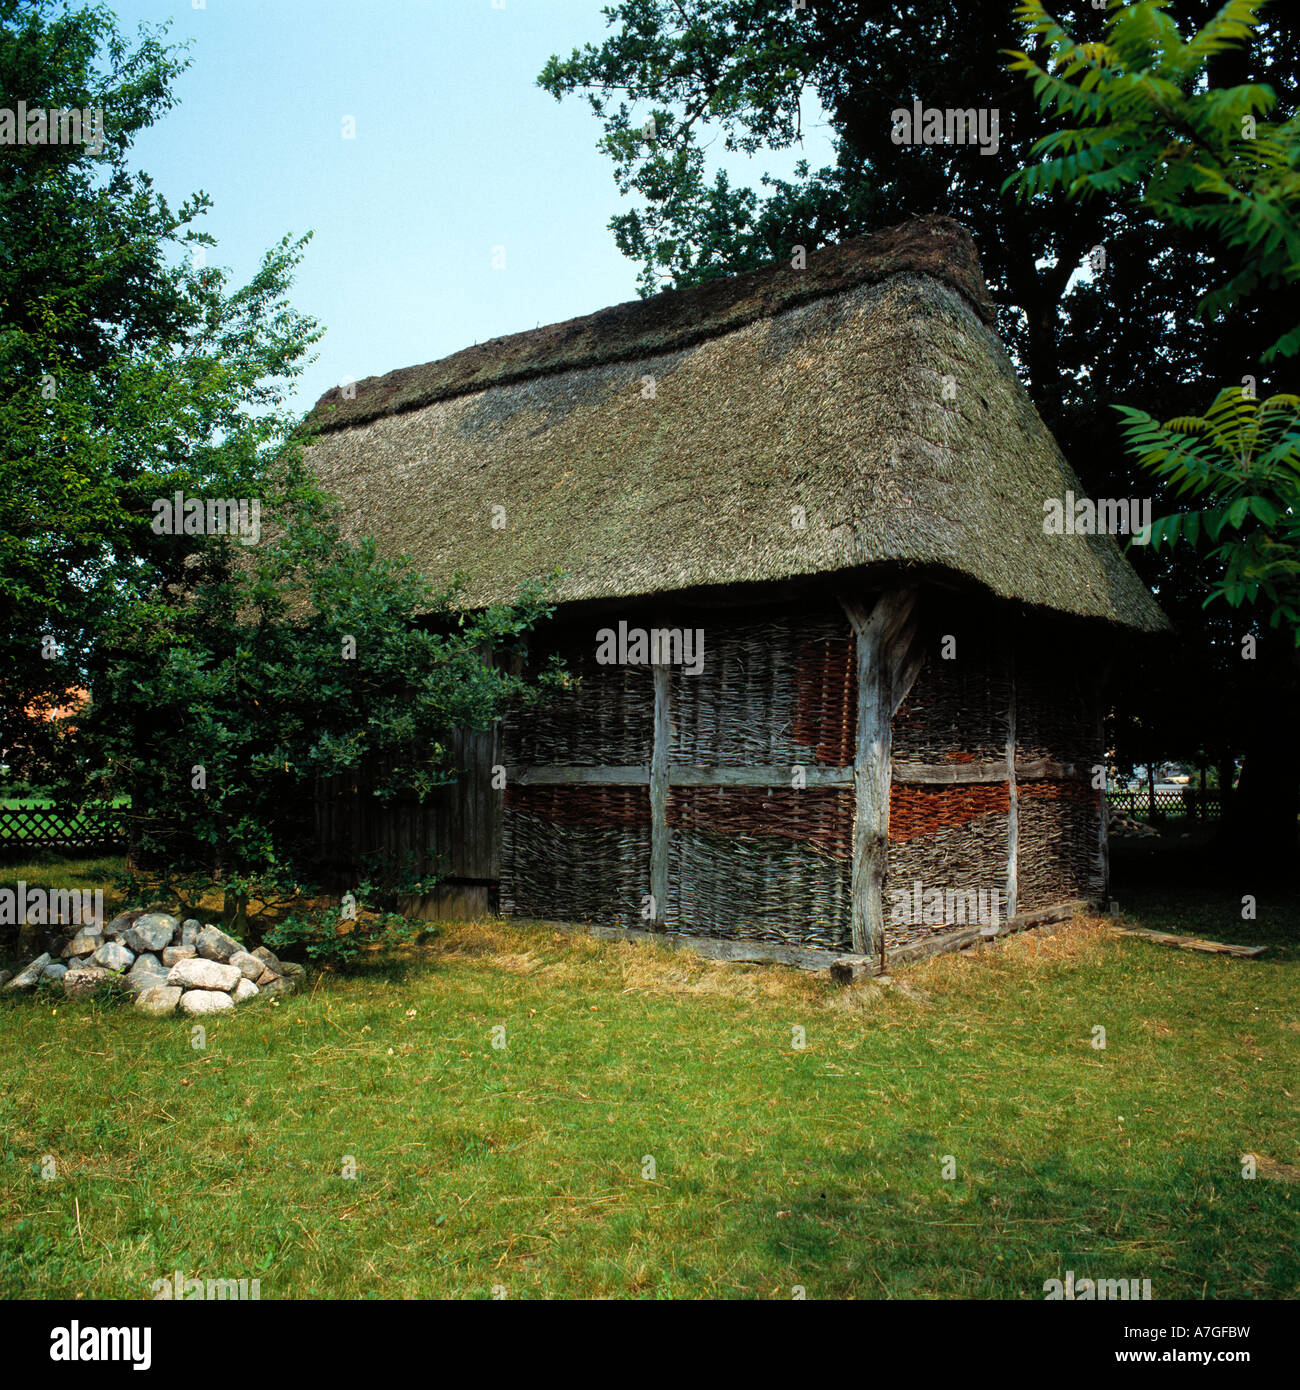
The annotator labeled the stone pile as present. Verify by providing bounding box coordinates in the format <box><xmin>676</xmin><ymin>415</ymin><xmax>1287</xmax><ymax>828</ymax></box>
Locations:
<box><xmin>1</xmin><ymin>909</ymin><xmax>305</xmax><ymax>1017</ymax></box>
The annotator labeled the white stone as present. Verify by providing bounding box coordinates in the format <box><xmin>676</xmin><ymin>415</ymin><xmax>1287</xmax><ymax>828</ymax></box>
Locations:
<box><xmin>161</xmin><ymin>945</ymin><xmax>196</xmax><ymax>967</ymax></box>
<box><xmin>123</xmin><ymin>967</ymin><xmax>170</xmax><ymax>995</ymax></box>
<box><xmin>92</xmin><ymin>940</ymin><xmax>135</xmax><ymax>972</ymax></box>
<box><xmin>179</xmin><ymin>988</ymin><xmax>234</xmax><ymax>1016</ymax></box>
<box><xmin>123</xmin><ymin>913</ymin><xmax>178</xmax><ymax>953</ymax></box>
<box><xmin>229</xmin><ymin>951</ymin><xmax>263</xmax><ymax>981</ymax></box>
<box><xmin>3</xmin><ymin>953</ymin><xmax>50</xmax><ymax>990</ymax></box>
<box><xmin>231</xmin><ymin>977</ymin><xmax>259</xmax><ymax>1003</ymax></box>
<box><xmin>166</xmin><ymin>957</ymin><xmax>241</xmax><ymax>992</ymax></box>
<box><xmin>135</xmin><ymin>985</ymin><xmax>183</xmax><ymax>1016</ymax></box>
<box><xmin>196</xmin><ymin>925</ymin><xmax>243</xmax><ymax>963</ymax></box>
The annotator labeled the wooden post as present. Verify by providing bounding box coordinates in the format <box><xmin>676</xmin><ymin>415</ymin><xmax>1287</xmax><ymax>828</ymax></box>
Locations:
<box><xmin>1005</xmin><ymin>653</ymin><xmax>1019</xmax><ymax>922</ymax></box>
<box><xmin>838</xmin><ymin>589</ymin><xmax>918</xmax><ymax>963</ymax></box>
<box><xmin>649</xmin><ymin>660</ymin><xmax>671</xmax><ymax>930</ymax></box>
<box><xmin>1096</xmin><ymin>685</ymin><xmax>1110</xmax><ymax>905</ymax></box>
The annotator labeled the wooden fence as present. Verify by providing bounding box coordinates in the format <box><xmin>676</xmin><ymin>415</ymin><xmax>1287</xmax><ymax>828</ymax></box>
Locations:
<box><xmin>0</xmin><ymin>803</ymin><xmax>127</xmax><ymax>856</ymax></box>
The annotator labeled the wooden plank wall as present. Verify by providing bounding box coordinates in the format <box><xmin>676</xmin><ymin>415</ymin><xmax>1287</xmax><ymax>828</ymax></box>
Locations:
<box><xmin>314</xmin><ymin>723</ymin><xmax>501</xmax><ymax>919</ymax></box>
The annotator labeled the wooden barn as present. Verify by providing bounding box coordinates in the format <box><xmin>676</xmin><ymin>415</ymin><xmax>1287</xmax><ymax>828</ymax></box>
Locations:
<box><xmin>304</xmin><ymin>216</ymin><xmax>1167</xmax><ymax>971</ymax></box>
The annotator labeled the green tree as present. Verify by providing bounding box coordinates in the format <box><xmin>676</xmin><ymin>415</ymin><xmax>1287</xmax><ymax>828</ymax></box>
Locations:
<box><xmin>61</xmin><ymin>500</ymin><xmax>564</xmax><ymax>930</ymax></box>
<box><xmin>539</xmin><ymin>0</ymin><xmax>1292</xmax><ymax>418</ymax></box>
<box><xmin>0</xmin><ymin>0</ymin><xmax>320</xmax><ymax>767</ymax></box>
<box><xmin>1008</xmin><ymin>0</ymin><xmax>1299</xmax><ymax>865</ymax></box>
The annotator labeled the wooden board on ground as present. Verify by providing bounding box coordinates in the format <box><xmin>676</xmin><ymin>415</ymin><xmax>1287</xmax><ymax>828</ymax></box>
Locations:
<box><xmin>1112</xmin><ymin>924</ymin><xmax>1268</xmax><ymax>958</ymax></box>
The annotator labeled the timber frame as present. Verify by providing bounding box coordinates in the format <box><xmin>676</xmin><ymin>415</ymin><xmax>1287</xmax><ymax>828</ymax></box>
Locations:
<box><xmin>318</xmin><ymin>581</ymin><xmax>1111</xmax><ymax>975</ymax></box>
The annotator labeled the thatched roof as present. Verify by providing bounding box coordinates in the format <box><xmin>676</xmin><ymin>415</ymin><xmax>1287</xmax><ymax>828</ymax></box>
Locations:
<box><xmin>305</xmin><ymin>216</ymin><xmax>1167</xmax><ymax>631</ymax></box>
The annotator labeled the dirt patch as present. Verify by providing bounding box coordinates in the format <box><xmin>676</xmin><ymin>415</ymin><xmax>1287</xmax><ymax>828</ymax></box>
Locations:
<box><xmin>1248</xmin><ymin>1154</ymin><xmax>1300</xmax><ymax>1182</ymax></box>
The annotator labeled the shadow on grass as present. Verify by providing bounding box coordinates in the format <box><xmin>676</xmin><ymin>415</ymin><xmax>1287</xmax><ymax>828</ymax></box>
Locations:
<box><xmin>1113</xmin><ymin>826</ymin><xmax>1299</xmax><ymax>961</ymax></box>
<box><xmin>738</xmin><ymin>1144</ymin><xmax>1298</xmax><ymax>1298</ymax></box>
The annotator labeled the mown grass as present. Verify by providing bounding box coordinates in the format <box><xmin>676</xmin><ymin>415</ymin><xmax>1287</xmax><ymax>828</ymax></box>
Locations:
<box><xmin>0</xmin><ymin>859</ymin><xmax>1296</xmax><ymax>1300</ymax></box>
<box><xmin>0</xmin><ymin>854</ymin><xmax>127</xmax><ymax>888</ymax></box>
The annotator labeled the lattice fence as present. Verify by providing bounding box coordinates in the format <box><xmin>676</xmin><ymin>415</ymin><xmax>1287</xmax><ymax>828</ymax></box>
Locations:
<box><xmin>0</xmin><ymin>803</ymin><xmax>127</xmax><ymax>855</ymax></box>
<box><xmin>1106</xmin><ymin>789</ymin><xmax>1222</xmax><ymax>820</ymax></box>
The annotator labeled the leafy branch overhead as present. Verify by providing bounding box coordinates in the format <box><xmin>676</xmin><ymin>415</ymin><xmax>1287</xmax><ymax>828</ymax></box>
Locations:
<box><xmin>1119</xmin><ymin>389</ymin><xmax>1300</xmax><ymax>632</ymax></box>
<box><xmin>1009</xmin><ymin>0</ymin><xmax>1300</xmax><ymax>644</ymax></box>
<box><xmin>1006</xmin><ymin>0</ymin><xmax>1300</xmax><ymax>361</ymax></box>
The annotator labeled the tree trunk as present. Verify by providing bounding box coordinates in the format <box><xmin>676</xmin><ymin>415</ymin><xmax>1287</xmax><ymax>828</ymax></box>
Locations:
<box><xmin>213</xmin><ymin>828</ymin><xmax>248</xmax><ymax>938</ymax></box>
<box><xmin>1217</xmin><ymin>752</ymin><xmax>1235</xmax><ymax>816</ymax></box>
<box><xmin>221</xmin><ymin>887</ymin><xmax>249</xmax><ymax>938</ymax></box>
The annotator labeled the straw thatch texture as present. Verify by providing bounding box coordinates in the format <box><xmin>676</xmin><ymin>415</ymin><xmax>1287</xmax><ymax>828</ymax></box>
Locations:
<box><xmin>305</xmin><ymin>220</ymin><xmax>1166</xmax><ymax>632</ymax></box>
<box><xmin>309</xmin><ymin>217</ymin><xmax>994</xmax><ymax>431</ymax></box>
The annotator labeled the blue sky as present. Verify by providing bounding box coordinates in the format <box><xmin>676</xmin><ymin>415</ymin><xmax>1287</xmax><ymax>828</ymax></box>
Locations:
<box><xmin>109</xmin><ymin>0</ymin><xmax>836</xmax><ymax>418</ymax></box>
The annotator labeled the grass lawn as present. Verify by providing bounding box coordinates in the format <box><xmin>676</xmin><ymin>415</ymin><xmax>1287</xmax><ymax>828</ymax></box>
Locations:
<box><xmin>0</xmin><ymin>855</ymin><xmax>1296</xmax><ymax>1300</ymax></box>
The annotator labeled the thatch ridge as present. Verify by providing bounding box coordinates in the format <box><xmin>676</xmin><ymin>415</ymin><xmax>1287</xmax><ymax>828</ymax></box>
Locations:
<box><xmin>308</xmin><ymin>216</ymin><xmax>995</xmax><ymax>434</ymax></box>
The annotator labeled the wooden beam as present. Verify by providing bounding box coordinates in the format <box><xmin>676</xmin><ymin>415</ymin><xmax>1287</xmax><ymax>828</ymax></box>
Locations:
<box><xmin>891</xmin><ymin>757</ymin><xmax>1086</xmax><ymax>785</ymax></box>
<box><xmin>890</xmin><ymin>624</ymin><xmax>926</xmax><ymax>718</ymax></box>
<box><xmin>838</xmin><ymin>588</ymin><xmax>918</xmax><ymax>962</ymax></box>
<box><xmin>893</xmin><ymin>759</ymin><xmax>1005</xmax><ymax>784</ymax></box>
<box><xmin>1111</xmin><ymin>925</ymin><xmax>1267</xmax><ymax>958</ymax></box>
<box><xmin>649</xmin><ymin>660</ymin><xmax>671</xmax><ymax>931</ymax></box>
<box><xmin>514</xmin><ymin>765</ymin><xmax>649</xmax><ymax>785</ymax></box>
<box><xmin>513</xmin><ymin>764</ymin><xmax>853</xmax><ymax>788</ymax></box>
<box><xmin>668</xmin><ymin>764</ymin><xmax>852</xmax><ymax>788</ymax></box>
<box><xmin>828</xmin><ymin>954</ymin><xmax>880</xmax><ymax>984</ymax></box>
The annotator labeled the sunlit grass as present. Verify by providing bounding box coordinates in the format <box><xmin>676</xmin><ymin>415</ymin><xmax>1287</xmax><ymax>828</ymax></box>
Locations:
<box><xmin>1</xmin><ymin>873</ymin><xmax>1296</xmax><ymax>1299</ymax></box>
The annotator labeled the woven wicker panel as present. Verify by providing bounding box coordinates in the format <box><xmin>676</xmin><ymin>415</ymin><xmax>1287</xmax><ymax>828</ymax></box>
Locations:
<box><xmin>501</xmin><ymin>785</ymin><xmax>651</xmax><ymax>927</ymax></box>
<box><xmin>890</xmin><ymin>782</ymin><xmax>1010</xmax><ymax>840</ymax></box>
<box><xmin>892</xmin><ymin>623</ymin><xmax>1011</xmax><ymax>767</ymax></box>
<box><xmin>666</xmin><ymin>786</ymin><xmax>853</xmax><ymax>948</ymax></box>
<box><xmin>1016</xmin><ymin>779</ymin><xmax>1102</xmax><ymax>910</ymax></box>
<box><xmin>503</xmin><ymin>640</ymin><xmax>654</xmax><ymax>766</ymax></box>
<box><xmin>1015</xmin><ymin>645</ymin><xmax>1096</xmax><ymax>768</ymax></box>
<box><xmin>667</xmin><ymin>785</ymin><xmax>852</xmax><ymax>856</ymax></box>
<box><xmin>670</xmin><ymin>609</ymin><xmax>855</xmax><ymax>766</ymax></box>
<box><xmin>884</xmin><ymin>812</ymin><xmax>1010</xmax><ymax>950</ymax></box>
